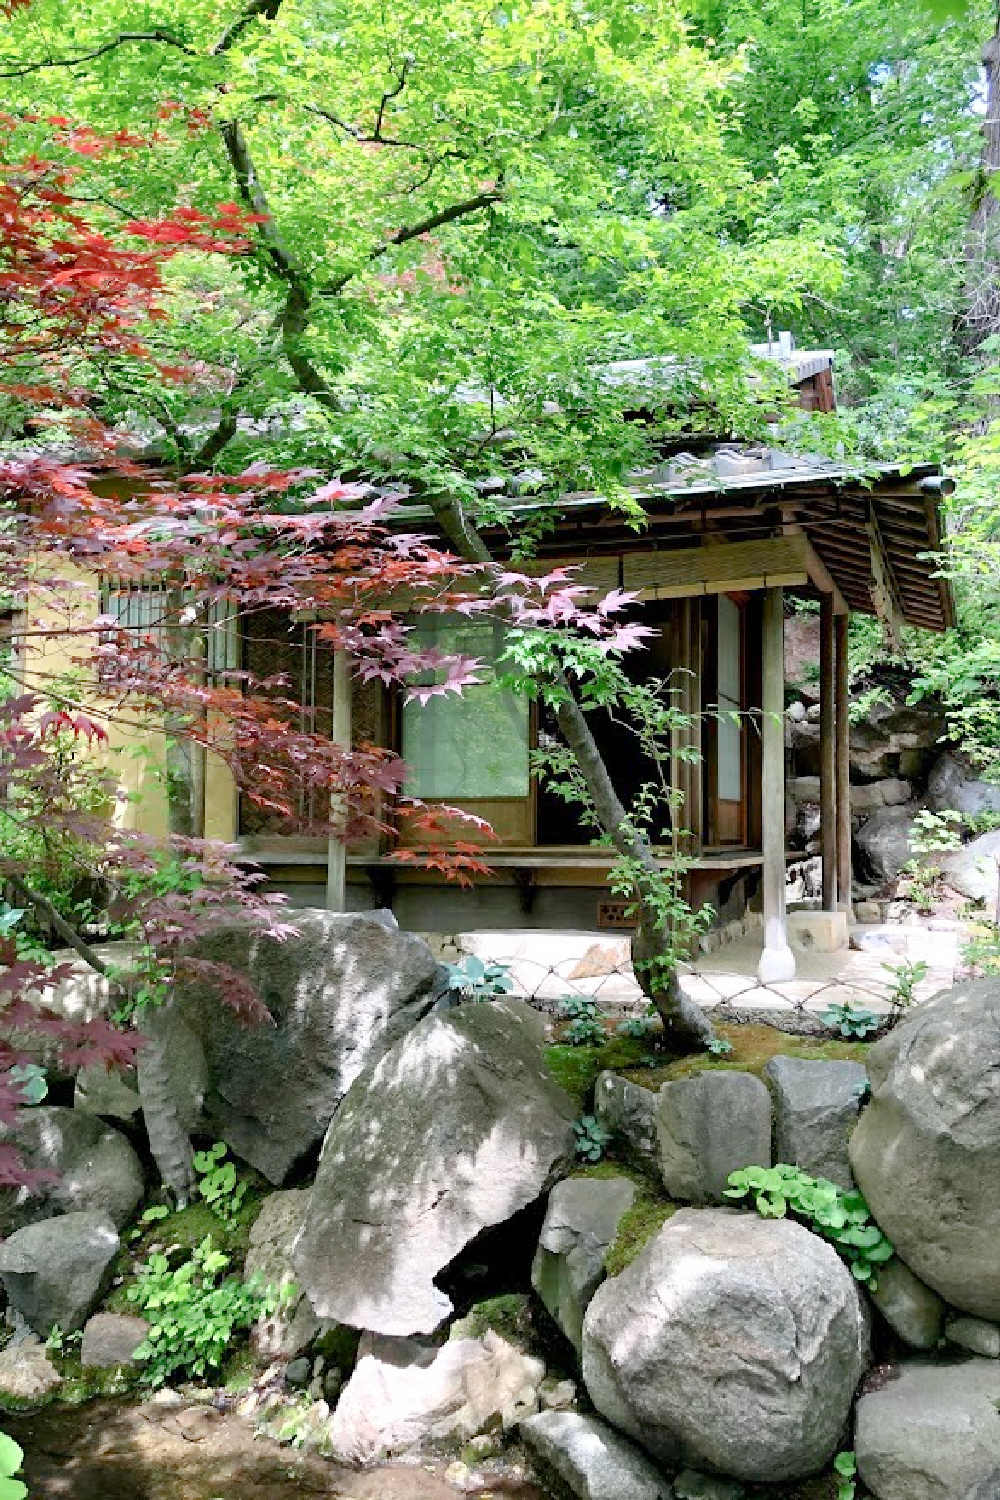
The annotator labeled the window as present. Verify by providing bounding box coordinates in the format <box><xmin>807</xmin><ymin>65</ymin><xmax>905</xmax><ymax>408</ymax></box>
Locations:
<box><xmin>100</xmin><ymin>583</ymin><xmax>239</xmax><ymax>676</ymax></box>
<box><xmin>402</xmin><ymin>616</ymin><xmax>529</xmax><ymax>799</ymax></box>
<box><xmin>716</xmin><ymin>594</ymin><xmax>742</xmax><ymax>805</ymax></box>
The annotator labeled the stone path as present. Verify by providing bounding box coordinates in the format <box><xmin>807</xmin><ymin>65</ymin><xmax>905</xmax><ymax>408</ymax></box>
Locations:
<box><xmin>6</xmin><ymin>1397</ymin><xmax>548</xmax><ymax>1500</ymax></box>
<box><xmin>453</xmin><ymin>920</ymin><xmax>962</xmax><ymax>1019</ymax></box>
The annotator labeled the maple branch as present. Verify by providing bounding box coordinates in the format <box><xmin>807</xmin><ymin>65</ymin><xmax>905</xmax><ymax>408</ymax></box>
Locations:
<box><xmin>0</xmin><ymin>30</ymin><xmax>195</xmax><ymax>79</ymax></box>
<box><xmin>7</xmin><ymin>873</ymin><xmax>111</xmax><ymax>978</ymax></box>
<box><xmin>374</xmin><ymin>60</ymin><xmax>410</xmax><ymax>142</ymax></box>
<box><xmin>212</xmin><ymin>0</ymin><xmax>284</xmax><ymax>57</ymax></box>
<box><xmin>321</xmin><ymin>192</ymin><xmax>502</xmax><ymax>296</ymax></box>
<box><xmin>218</xmin><ymin>117</ymin><xmax>343</xmax><ymax>413</ymax></box>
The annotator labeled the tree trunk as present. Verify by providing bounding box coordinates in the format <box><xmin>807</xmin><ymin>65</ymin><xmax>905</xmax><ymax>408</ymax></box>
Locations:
<box><xmin>428</xmin><ymin>494</ymin><xmax>713</xmax><ymax>1050</ymax></box>
<box><xmin>959</xmin><ymin>21</ymin><xmax>1000</xmax><ymax>367</ymax></box>
<box><xmin>136</xmin><ymin>1002</ymin><xmax>197</xmax><ymax>1205</ymax></box>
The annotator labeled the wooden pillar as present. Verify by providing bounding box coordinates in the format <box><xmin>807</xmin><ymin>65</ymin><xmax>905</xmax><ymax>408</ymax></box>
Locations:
<box><xmin>326</xmin><ymin>648</ymin><xmax>351</xmax><ymax>912</ymax></box>
<box><xmin>757</xmin><ymin>587</ymin><xmax>796</xmax><ymax>983</ymax></box>
<box><xmin>835</xmin><ymin>612</ymin><xmax>853</xmax><ymax>917</ymax></box>
<box><xmin>820</xmin><ymin>594</ymin><xmax>838</xmax><ymax>912</ymax></box>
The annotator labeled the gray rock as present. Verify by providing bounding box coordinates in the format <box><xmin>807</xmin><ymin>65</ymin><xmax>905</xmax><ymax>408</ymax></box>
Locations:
<box><xmin>927</xmin><ymin>752</ymin><xmax>1000</xmax><ymax>822</ymax></box>
<box><xmin>285</xmin><ymin>1356</ymin><xmax>311</xmax><ymax>1388</ymax></box>
<box><xmin>582</xmin><ymin>1207</ymin><xmax>869</xmax><ymax>1482</ymax></box>
<box><xmin>851</xmin><ymin>780</ymin><xmax>913</xmax><ymax>814</ymax></box>
<box><xmin>849</xmin><ymin>980</ymin><xmax>1000</xmax><ymax>1318</ymax></box>
<box><xmin>868</xmin><ymin>1261</ymin><xmax>945</xmax><ymax>1351</ymax></box>
<box><xmin>0</xmin><ymin>1336</ymin><xmax>62</xmax><ymax>1398</ymax></box>
<box><xmin>165</xmin><ymin>910</ymin><xmax>440</xmax><ymax>1183</ymax></box>
<box><xmin>74</xmin><ymin>1064</ymin><xmax>142</xmax><ymax>1121</ymax></box>
<box><xmin>532</xmin><ymin>1176</ymin><xmax>637</xmax><ymax>1354</ymax></box>
<box><xmin>520</xmin><ymin>1410</ymin><xmax>672</xmax><ymax>1500</ymax></box>
<box><xmin>80</xmin><ymin>1312</ymin><xmax>149</xmax><ymax>1368</ymax></box>
<box><xmin>656</xmin><ymin>1073</ymin><xmax>771</xmax><ymax>1204</ymax></box>
<box><xmin>330</xmin><ymin>1330</ymin><xmax>545</xmax><ymax>1463</ymax></box>
<box><xmin>946</xmin><ymin>1316</ymin><xmax>1000</xmax><ymax>1358</ymax></box>
<box><xmin>849</xmin><ymin>698</ymin><xmax>946</xmax><ymax>779</ymax></box>
<box><xmin>764</xmin><ymin>1056</ymin><xmax>868</xmax><ymax>1189</ymax></box>
<box><xmin>789</xmin><ymin>776</ymin><xmax>821</xmax><ymax>805</ymax></box>
<box><xmin>674</xmin><ymin>1473</ymin><xmax>745</xmax><ymax>1500</ymax></box>
<box><xmin>244</xmin><ymin>1189</ymin><xmax>320</xmax><ymax>1360</ymax></box>
<box><xmin>940</xmin><ymin>830</ymin><xmax>1000</xmax><ymax>905</ymax></box>
<box><xmin>293</xmin><ymin>1001</ymin><xmax>576</xmax><ymax>1336</ymax></box>
<box><xmin>854</xmin><ymin>901</ymin><xmax>883</xmax><ymax>924</ymax></box>
<box><xmin>0</xmin><ymin>1212</ymin><xmax>119</xmax><ymax>1334</ymax></box>
<box><xmin>594</xmin><ymin>1072</ymin><xmax>659</xmax><ymax>1170</ymax></box>
<box><xmin>855</xmin><ymin>803</ymin><xmax>920</xmax><ymax>885</ymax></box>
<box><xmin>855</xmin><ymin>1358</ymin><xmax>1000</xmax><ymax>1500</ymax></box>
<box><xmin>0</xmin><ymin>1107</ymin><xmax>143</xmax><ymax>1234</ymax></box>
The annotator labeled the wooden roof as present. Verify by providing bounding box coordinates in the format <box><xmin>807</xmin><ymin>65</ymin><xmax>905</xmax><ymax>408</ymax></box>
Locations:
<box><xmin>450</xmin><ymin>457</ymin><xmax>955</xmax><ymax>632</ymax></box>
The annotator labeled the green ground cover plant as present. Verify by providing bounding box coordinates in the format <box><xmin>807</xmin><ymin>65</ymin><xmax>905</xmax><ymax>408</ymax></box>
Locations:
<box><xmin>726</xmin><ymin>1165</ymin><xmax>893</xmax><ymax>1286</ymax></box>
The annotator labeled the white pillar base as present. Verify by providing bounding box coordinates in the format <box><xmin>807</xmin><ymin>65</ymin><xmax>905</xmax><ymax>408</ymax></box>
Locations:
<box><xmin>757</xmin><ymin>943</ymin><xmax>797</xmax><ymax>984</ymax></box>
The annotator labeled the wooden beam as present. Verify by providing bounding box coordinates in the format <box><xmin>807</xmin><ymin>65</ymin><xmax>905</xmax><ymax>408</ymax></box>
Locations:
<box><xmin>835</xmin><ymin>612</ymin><xmax>852</xmax><ymax>917</ymax></box>
<box><xmin>757</xmin><ymin>586</ymin><xmax>796</xmax><ymax>983</ymax></box>
<box><xmin>624</xmin><ymin>534</ymin><xmax>811</xmax><ymax>599</ymax></box>
<box><xmin>820</xmin><ymin>595</ymin><xmax>838</xmax><ymax>912</ymax></box>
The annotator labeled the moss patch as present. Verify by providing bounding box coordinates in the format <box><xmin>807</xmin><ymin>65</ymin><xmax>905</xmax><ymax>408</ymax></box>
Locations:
<box><xmin>603</xmin><ymin>1189</ymin><xmax>677</xmax><ymax>1278</ymax></box>
<box><xmin>621</xmin><ymin>1022</ymin><xmax>870</xmax><ymax>1091</ymax></box>
<box><xmin>544</xmin><ymin>1034</ymin><xmax>659</xmax><ymax>1108</ymax></box>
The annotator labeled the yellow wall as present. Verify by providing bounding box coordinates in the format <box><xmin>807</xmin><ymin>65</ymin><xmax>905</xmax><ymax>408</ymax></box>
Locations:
<box><xmin>18</xmin><ymin>565</ymin><xmax>238</xmax><ymax>845</ymax></box>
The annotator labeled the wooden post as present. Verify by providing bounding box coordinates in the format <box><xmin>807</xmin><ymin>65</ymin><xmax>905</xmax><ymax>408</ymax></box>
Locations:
<box><xmin>835</xmin><ymin>612</ymin><xmax>853</xmax><ymax>917</ymax></box>
<box><xmin>757</xmin><ymin>587</ymin><xmax>796</xmax><ymax>983</ymax></box>
<box><xmin>820</xmin><ymin>594</ymin><xmax>837</xmax><ymax>912</ymax></box>
<box><xmin>326</xmin><ymin>648</ymin><xmax>351</xmax><ymax>912</ymax></box>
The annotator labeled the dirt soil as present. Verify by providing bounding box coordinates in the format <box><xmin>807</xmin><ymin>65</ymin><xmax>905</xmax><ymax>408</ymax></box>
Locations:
<box><xmin>6</xmin><ymin>1398</ymin><xmax>550</xmax><ymax>1500</ymax></box>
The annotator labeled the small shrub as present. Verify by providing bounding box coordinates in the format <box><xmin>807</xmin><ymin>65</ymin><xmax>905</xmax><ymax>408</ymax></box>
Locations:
<box><xmin>559</xmin><ymin>996</ymin><xmax>606</xmax><ymax>1046</ymax></box>
<box><xmin>192</xmin><ymin>1142</ymin><xmax>249</xmax><ymax>1225</ymax></box>
<box><xmin>707</xmin><ymin>1037</ymin><xmax>733</xmax><ymax>1056</ymax></box>
<box><xmin>964</xmin><ymin>920</ymin><xmax>1000</xmax><ymax>976</ymax></box>
<box><xmin>0</xmin><ymin>1432</ymin><xmax>26</xmax><ymax>1500</ymax></box>
<box><xmin>901</xmin><ymin>808</ymin><xmax>963</xmax><ymax>912</ymax></box>
<box><xmin>834</xmin><ymin>1450</ymin><xmax>858</xmax><ymax>1500</ymax></box>
<box><xmin>127</xmin><ymin>1235</ymin><xmax>284</xmax><ymax>1386</ymax></box>
<box><xmin>819</xmin><ymin>1000</ymin><xmax>881</xmax><ymax>1039</ymax></box>
<box><xmin>573</xmin><ymin>1113</ymin><xmax>612</xmax><ymax>1162</ymax></box>
<box><xmin>882</xmin><ymin>959</ymin><xmax>928</xmax><ymax>1020</ymax></box>
<box><xmin>616</xmin><ymin>1012</ymin><xmax>658</xmax><ymax>1041</ymax></box>
<box><xmin>726</xmin><ymin>1164</ymin><xmax>894</xmax><ymax>1286</ymax></box>
<box><xmin>441</xmin><ymin>956</ymin><xmax>514</xmax><ymax>1002</ymax></box>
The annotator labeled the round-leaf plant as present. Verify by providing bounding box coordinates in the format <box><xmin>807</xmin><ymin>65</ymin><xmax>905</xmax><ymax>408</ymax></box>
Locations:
<box><xmin>0</xmin><ymin>1433</ymin><xmax>26</xmax><ymax>1500</ymax></box>
<box><xmin>725</xmin><ymin>1164</ymin><xmax>894</xmax><ymax>1285</ymax></box>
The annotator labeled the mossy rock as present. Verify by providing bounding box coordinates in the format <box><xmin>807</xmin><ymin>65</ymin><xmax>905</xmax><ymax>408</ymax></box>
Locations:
<box><xmin>449</xmin><ymin>1293</ymin><xmax>534</xmax><ymax>1346</ymax></box>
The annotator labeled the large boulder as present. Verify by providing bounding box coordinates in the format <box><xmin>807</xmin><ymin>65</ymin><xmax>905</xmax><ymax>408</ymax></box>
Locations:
<box><xmin>940</xmin><ymin>829</ymin><xmax>1000</xmax><ymax>905</ymax></box>
<box><xmin>581</xmin><ymin>1207</ymin><xmax>869</xmax><ymax>1482</ymax></box>
<box><xmin>158</xmin><ymin>910</ymin><xmax>440</xmax><ymax>1183</ymax></box>
<box><xmin>854</xmin><ymin>803</ymin><xmax>920</xmax><ymax>885</ymax></box>
<box><xmin>656</xmin><ymin>1073</ymin><xmax>771</xmax><ymax>1204</ymax></box>
<box><xmin>593</xmin><ymin>1073</ymin><xmax>659</xmax><ymax>1172</ymax></box>
<box><xmin>849</xmin><ymin>980</ymin><xmax>1000</xmax><ymax>1318</ymax></box>
<box><xmin>0</xmin><ymin>1107</ymin><xmax>143</xmax><ymax>1235</ymax></box>
<box><xmin>764</xmin><ymin>1057</ymin><xmax>868</xmax><ymax>1190</ymax></box>
<box><xmin>927</xmin><ymin>752</ymin><xmax>1000</xmax><ymax>822</ymax></box>
<box><xmin>520</xmin><ymin>1409</ymin><xmax>672</xmax><ymax>1500</ymax></box>
<box><xmin>531</xmin><ymin>1176</ymin><xmax>636</xmax><ymax>1354</ymax></box>
<box><xmin>0</xmin><ymin>1212</ymin><xmax>119</xmax><ymax>1333</ymax></box>
<box><xmin>329</xmin><ymin>1330</ymin><xmax>545</xmax><ymax>1463</ymax></box>
<box><xmin>293</xmin><ymin>1001</ymin><xmax>576</xmax><ymax>1336</ymax></box>
<box><xmin>855</xmin><ymin>1358</ymin><xmax>1000</xmax><ymax>1500</ymax></box>
<box><xmin>244</xmin><ymin>1190</ymin><xmax>320</xmax><ymax>1360</ymax></box>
